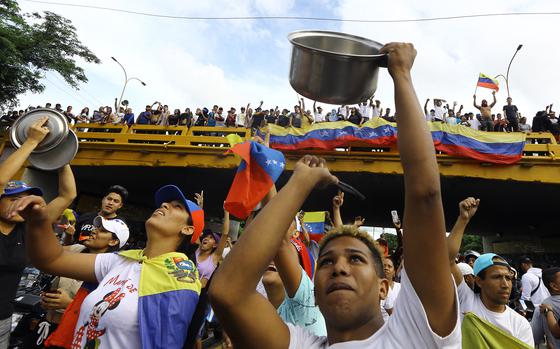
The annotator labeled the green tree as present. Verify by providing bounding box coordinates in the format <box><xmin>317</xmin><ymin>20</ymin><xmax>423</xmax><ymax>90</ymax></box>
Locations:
<box><xmin>381</xmin><ymin>233</ymin><xmax>399</xmax><ymax>254</ymax></box>
<box><xmin>0</xmin><ymin>0</ymin><xmax>100</xmax><ymax>110</ymax></box>
<box><xmin>460</xmin><ymin>234</ymin><xmax>483</xmax><ymax>254</ymax></box>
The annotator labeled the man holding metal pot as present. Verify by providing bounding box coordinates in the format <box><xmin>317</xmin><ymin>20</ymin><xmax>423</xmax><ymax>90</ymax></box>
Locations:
<box><xmin>0</xmin><ymin>117</ymin><xmax>77</xmax><ymax>349</ymax></box>
<box><xmin>210</xmin><ymin>43</ymin><xmax>460</xmax><ymax>349</ymax></box>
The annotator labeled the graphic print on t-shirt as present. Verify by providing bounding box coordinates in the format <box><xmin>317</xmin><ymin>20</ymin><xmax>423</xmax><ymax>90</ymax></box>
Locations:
<box><xmin>71</xmin><ymin>274</ymin><xmax>137</xmax><ymax>349</ymax></box>
<box><xmin>164</xmin><ymin>256</ymin><xmax>198</xmax><ymax>283</ymax></box>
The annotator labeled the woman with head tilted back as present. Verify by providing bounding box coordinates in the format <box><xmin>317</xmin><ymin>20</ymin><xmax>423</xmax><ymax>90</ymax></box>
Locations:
<box><xmin>210</xmin><ymin>43</ymin><xmax>460</xmax><ymax>348</ymax></box>
<box><xmin>9</xmin><ymin>185</ymin><xmax>204</xmax><ymax>349</ymax></box>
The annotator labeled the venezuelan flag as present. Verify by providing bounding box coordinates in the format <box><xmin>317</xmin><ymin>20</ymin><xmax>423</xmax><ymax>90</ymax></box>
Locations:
<box><xmin>224</xmin><ymin>141</ymin><xmax>285</xmax><ymax>219</ymax></box>
<box><xmin>303</xmin><ymin>211</ymin><xmax>326</xmax><ymax>234</ymax></box>
<box><xmin>477</xmin><ymin>73</ymin><xmax>500</xmax><ymax>91</ymax></box>
<box><xmin>266</xmin><ymin>118</ymin><xmax>526</xmax><ymax>165</ymax></box>
<box><xmin>266</xmin><ymin>119</ymin><xmax>397</xmax><ymax>151</ymax></box>
<box><xmin>430</xmin><ymin>122</ymin><xmax>526</xmax><ymax>164</ymax></box>
<box><xmin>120</xmin><ymin>250</ymin><xmax>201</xmax><ymax>349</ymax></box>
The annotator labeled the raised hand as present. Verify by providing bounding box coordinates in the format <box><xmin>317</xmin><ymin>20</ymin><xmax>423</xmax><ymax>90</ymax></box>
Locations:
<box><xmin>27</xmin><ymin>116</ymin><xmax>50</xmax><ymax>145</ymax></box>
<box><xmin>459</xmin><ymin>197</ymin><xmax>480</xmax><ymax>221</ymax></box>
<box><xmin>7</xmin><ymin>195</ymin><xmax>48</xmax><ymax>223</ymax></box>
<box><xmin>194</xmin><ymin>191</ymin><xmax>204</xmax><ymax>208</ymax></box>
<box><xmin>293</xmin><ymin>155</ymin><xmax>338</xmax><ymax>189</ymax></box>
<box><xmin>379</xmin><ymin>42</ymin><xmax>416</xmax><ymax>79</ymax></box>
<box><xmin>332</xmin><ymin>190</ymin><xmax>344</xmax><ymax>209</ymax></box>
<box><xmin>353</xmin><ymin>216</ymin><xmax>365</xmax><ymax>227</ymax></box>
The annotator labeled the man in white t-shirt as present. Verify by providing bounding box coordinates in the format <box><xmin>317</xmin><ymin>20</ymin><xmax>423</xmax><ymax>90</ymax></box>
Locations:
<box><xmin>371</xmin><ymin>100</ymin><xmax>381</xmax><ymax>118</ymax></box>
<box><xmin>519</xmin><ymin>257</ymin><xmax>551</xmax><ymax>308</ymax></box>
<box><xmin>468</xmin><ymin>113</ymin><xmax>481</xmax><ymax>131</ymax></box>
<box><xmin>433</xmin><ymin>99</ymin><xmax>446</xmax><ymax>121</ymax></box>
<box><xmin>313</xmin><ymin>101</ymin><xmax>325</xmax><ymax>123</ymax></box>
<box><xmin>210</xmin><ymin>43</ymin><xmax>460</xmax><ymax>349</ymax></box>
<box><xmin>359</xmin><ymin>101</ymin><xmax>372</xmax><ymax>120</ymax></box>
<box><xmin>447</xmin><ymin>197</ymin><xmax>533</xmax><ymax>347</ymax></box>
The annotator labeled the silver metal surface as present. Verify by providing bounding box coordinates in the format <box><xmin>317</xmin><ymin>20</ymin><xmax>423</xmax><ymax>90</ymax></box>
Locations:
<box><xmin>288</xmin><ymin>30</ymin><xmax>388</xmax><ymax>105</ymax></box>
<box><xmin>9</xmin><ymin>108</ymin><xmax>69</xmax><ymax>153</ymax></box>
<box><xmin>28</xmin><ymin>130</ymin><xmax>78</xmax><ymax>171</ymax></box>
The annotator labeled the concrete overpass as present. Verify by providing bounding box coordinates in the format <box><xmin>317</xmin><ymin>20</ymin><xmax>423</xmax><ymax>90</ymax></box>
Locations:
<box><xmin>2</xmin><ymin>123</ymin><xmax>559</xmax><ymax>255</ymax></box>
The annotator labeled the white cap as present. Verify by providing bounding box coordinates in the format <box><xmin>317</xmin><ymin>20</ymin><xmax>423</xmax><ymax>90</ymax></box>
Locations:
<box><xmin>93</xmin><ymin>216</ymin><xmax>129</xmax><ymax>248</ymax></box>
<box><xmin>457</xmin><ymin>262</ymin><xmax>474</xmax><ymax>276</ymax></box>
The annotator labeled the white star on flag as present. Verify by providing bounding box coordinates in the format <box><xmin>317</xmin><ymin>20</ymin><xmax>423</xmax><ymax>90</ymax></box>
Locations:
<box><xmin>272</xmin><ymin>160</ymin><xmax>278</xmax><ymax>165</ymax></box>
<box><xmin>265</xmin><ymin>159</ymin><xmax>272</xmax><ymax>165</ymax></box>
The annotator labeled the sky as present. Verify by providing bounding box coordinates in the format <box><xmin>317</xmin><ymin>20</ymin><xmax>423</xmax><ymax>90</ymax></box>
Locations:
<box><xmin>15</xmin><ymin>0</ymin><xmax>560</xmax><ymax>122</ymax></box>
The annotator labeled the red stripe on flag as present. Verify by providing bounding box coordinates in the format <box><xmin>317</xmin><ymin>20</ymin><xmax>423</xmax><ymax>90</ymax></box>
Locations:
<box><xmin>434</xmin><ymin>143</ymin><xmax>522</xmax><ymax>164</ymax></box>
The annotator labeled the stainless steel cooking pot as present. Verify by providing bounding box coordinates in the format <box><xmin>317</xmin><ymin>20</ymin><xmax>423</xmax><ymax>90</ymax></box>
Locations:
<box><xmin>288</xmin><ymin>30</ymin><xmax>388</xmax><ymax>105</ymax></box>
<box><xmin>9</xmin><ymin>108</ymin><xmax>79</xmax><ymax>170</ymax></box>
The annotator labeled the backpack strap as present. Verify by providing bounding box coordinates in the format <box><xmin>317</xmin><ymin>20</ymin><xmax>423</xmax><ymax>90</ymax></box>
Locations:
<box><xmin>531</xmin><ymin>277</ymin><xmax>542</xmax><ymax>297</ymax></box>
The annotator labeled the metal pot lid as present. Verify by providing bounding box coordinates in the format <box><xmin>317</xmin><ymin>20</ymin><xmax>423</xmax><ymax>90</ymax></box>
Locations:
<box><xmin>28</xmin><ymin>130</ymin><xmax>78</xmax><ymax>171</ymax></box>
<box><xmin>9</xmin><ymin>108</ymin><xmax>69</xmax><ymax>153</ymax></box>
<box><xmin>288</xmin><ymin>30</ymin><xmax>385</xmax><ymax>59</ymax></box>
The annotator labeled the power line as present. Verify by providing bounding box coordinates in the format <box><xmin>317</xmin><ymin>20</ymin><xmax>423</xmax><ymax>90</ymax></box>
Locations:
<box><xmin>43</xmin><ymin>75</ymin><xmax>92</xmax><ymax>107</ymax></box>
<box><xmin>49</xmin><ymin>73</ymin><xmax>105</xmax><ymax>106</ymax></box>
<box><xmin>20</xmin><ymin>0</ymin><xmax>560</xmax><ymax>23</ymax></box>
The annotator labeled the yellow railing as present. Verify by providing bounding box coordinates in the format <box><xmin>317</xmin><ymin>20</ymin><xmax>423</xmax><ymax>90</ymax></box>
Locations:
<box><xmin>2</xmin><ymin>123</ymin><xmax>559</xmax><ymax>160</ymax></box>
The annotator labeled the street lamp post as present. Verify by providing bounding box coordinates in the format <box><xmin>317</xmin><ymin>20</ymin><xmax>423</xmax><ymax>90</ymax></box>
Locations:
<box><xmin>495</xmin><ymin>45</ymin><xmax>523</xmax><ymax>98</ymax></box>
<box><xmin>111</xmin><ymin>57</ymin><xmax>146</xmax><ymax>111</ymax></box>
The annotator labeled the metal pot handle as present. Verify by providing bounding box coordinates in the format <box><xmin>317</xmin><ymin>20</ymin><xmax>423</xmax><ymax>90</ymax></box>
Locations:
<box><xmin>378</xmin><ymin>54</ymin><xmax>389</xmax><ymax>68</ymax></box>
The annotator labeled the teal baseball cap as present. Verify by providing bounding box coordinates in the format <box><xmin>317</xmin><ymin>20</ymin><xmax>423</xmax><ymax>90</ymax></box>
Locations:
<box><xmin>473</xmin><ymin>253</ymin><xmax>511</xmax><ymax>277</ymax></box>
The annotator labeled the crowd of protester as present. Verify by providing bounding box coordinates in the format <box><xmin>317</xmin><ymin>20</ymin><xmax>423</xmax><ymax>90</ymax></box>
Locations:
<box><xmin>2</xmin><ymin>43</ymin><xmax>560</xmax><ymax>349</ymax></box>
<box><xmin>3</xmin><ymin>88</ymin><xmax>560</xmax><ymax>139</ymax></box>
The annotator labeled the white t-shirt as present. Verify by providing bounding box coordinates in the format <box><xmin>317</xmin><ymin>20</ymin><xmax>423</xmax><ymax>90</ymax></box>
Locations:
<box><xmin>457</xmin><ymin>281</ymin><xmax>533</xmax><ymax>346</ymax></box>
<box><xmin>470</xmin><ymin>117</ymin><xmax>481</xmax><ymax>131</ymax></box>
<box><xmin>372</xmin><ymin>106</ymin><xmax>381</xmax><ymax>118</ymax></box>
<box><xmin>314</xmin><ymin>112</ymin><xmax>325</xmax><ymax>123</ymax></box>
<box><xmin>521</xmin><ymin>268</ymin><xmax>551</xmax><ymax>307</ymax></box>
<box><xmin>434</xmin><ymin>106</ymin><xmax>445</xmax><ymax>120</ymax></box>
<box><xmin>359</xmin><ymin>105</ymin><xmax>370</xmax><ymax>118</ymax></box>
<box><xmin>380</xmin><ymin>282</ymin><xmax>401</xmax><ymax>322</ymax></box>
<box><xmin>72</xmin><ymin>253</ymin><xmax>141</xmax><ymax>349</ymax></box>
<box><xmin>287</xmin><ymin>269</ymin><xmax>461</xmax><ymax>348</ymax></box>
<box><xmin>236</xmin><ymin>112</ymin><xmax>246</xmax><ymax>126</ymax></box>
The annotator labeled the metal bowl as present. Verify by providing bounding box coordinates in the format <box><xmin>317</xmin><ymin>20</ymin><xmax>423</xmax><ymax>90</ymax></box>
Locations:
<box><xmin>9</xmin><ymin>108</ymin><xmax>69</xmax><ymax>153</ymax></box>
<box><xmin>288</xmin><ymin>30</ymin><xmax>387</xmax><ymax>105</ymax></box>
<box><xmin>28</xmin><ymin>130</ymin><xmax>79</xmax><ymax>171</ymax></box>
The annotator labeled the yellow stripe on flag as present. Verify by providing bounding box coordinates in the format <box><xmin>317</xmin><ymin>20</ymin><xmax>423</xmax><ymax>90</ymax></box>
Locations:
<box><xmin>226</xmin><ymin>134</ymin><xmax>244</xmax><ymax>147</ymax></box>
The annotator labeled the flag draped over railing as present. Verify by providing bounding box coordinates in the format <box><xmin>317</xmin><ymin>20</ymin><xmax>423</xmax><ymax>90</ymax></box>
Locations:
<box><xmin>264</xmin><ymin>118</ymin><xmax>526</xmax><ymax>165</ymax></box>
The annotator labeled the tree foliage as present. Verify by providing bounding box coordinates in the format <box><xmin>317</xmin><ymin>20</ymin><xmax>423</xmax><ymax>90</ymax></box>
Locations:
<box><xmin>0</xmin><ymin>0</ymin><xmax>100</xmax><ymax>110</ymax></box>
<box><xmin>460</xmin><ymin>234</ymin><xmax>483</xmax><ymax>254</ymax></box>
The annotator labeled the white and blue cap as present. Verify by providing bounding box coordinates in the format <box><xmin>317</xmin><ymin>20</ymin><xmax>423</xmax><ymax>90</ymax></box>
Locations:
<box><xmin>473</xmin><ymin>253</ymin><xmax>510</xmax><ymax>277</ymax></box>
<box><xmin>1</xmin><ymin>180</ymin><xmax>43</xmax><ymax>198</ymax></box>
<box><xmin>93</xmin><ymin>216</ymin><xmax>130</xmax><ymax>249</ymax></box>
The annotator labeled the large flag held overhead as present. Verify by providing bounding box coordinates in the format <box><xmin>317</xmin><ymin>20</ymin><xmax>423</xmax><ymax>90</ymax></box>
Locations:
<box><xmin>477</xmin><ymin>73</ymin><xmax>500</xmax><ymax>91</ymax></box>
<box><xmin>224</xmin><ymin>141</ymin><xmax>285</xmax><ymax>219</ymax></box>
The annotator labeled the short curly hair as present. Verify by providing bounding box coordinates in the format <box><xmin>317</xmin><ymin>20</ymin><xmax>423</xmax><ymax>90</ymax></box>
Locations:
<box><xmin>319</xmin><ymin>225</ymin><xmax>386</xmax><ymax>278</ymax></box>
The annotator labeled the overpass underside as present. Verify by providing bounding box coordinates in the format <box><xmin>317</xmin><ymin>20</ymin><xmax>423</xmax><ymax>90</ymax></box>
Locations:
<box><xmin>2</xmin><ymin>124</ymin><xmax>559</xmax><ymax>240</ymax></box>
